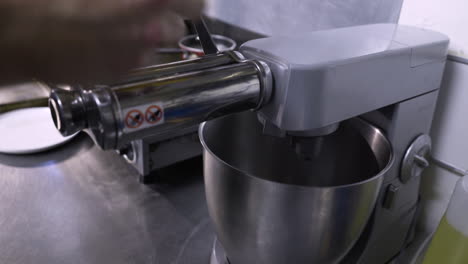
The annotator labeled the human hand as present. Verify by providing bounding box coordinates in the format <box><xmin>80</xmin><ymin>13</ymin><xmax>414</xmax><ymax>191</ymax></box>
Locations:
<box><xmin>0</xmin><ymin>0</ymin><xmax>204</xmax><ymax>84</ymax></box>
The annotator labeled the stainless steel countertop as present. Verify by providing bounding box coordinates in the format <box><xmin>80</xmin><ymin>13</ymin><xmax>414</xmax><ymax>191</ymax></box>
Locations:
<box><xmin>0</xmin><ymin>133</ymin><xmax>214</xmax><ymax>264</ymax></box>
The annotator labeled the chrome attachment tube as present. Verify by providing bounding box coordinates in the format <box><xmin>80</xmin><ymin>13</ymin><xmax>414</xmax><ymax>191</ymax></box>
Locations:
<box><xmin>49</xmin><ymin>53</ymin><xmax>273</xmax><ymax>150</ymax></box>
<box><xmin>122</xmin><ymin>53</ymin><xmax>237</xmax><ymax>84</ymax></box>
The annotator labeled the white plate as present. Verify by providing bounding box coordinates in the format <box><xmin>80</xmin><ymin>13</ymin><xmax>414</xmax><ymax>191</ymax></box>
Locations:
<box><xmin>0</xmin><ymin>107</ymin><xmax>78</xmax><ymax>154</ymax></box>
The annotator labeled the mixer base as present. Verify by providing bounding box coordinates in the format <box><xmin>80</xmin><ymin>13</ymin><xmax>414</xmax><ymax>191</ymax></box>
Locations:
<box><xmin>210</xmin><ymin>238</ymin><xmax>229</xmax><ymax>264</ymax></box>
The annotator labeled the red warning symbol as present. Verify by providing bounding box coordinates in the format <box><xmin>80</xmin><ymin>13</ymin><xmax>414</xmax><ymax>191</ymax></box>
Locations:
<box><xmin>125</xmin><ymin>110</ymin><xmax>144</xmax><ymax>129</ymax></box>
<box><xmin>145</xmin><ymin>105</ymin><xmax>164</xmax><ymax>124</ymax></box>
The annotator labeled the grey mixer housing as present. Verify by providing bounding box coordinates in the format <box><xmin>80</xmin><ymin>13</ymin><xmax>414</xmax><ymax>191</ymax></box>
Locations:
<box><xmin>49</xmin><ymin>24</ymin><xmax>449</xmax><ymax>263</ymax></box>
<box><xmin>241</xmin><ymin>24</ymin><xmax>447</xmax><ymax>135</ymax></box>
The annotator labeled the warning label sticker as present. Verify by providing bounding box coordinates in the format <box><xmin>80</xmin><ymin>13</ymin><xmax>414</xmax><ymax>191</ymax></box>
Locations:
<box><xmin>145</xmin><ymin>105</ymin><xmax>163</xmax><ymax>124</ymax></box>
<box><xmin>125</xmin><ymin>110</ymin><xmax>144</xmax><ymax>129</ymax></box>
<box><xmin>122</xmin><ymin>102</ymin><xmax>165</xmax><ymax>132</ymax></box>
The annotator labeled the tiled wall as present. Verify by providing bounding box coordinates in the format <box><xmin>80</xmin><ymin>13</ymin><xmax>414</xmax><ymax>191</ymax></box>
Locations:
<box><xmin>419</xmin><ymin>60</ymin><xmax>468</xmax><ymax>232</ymax></box>
<box><xmin>399</xmin><ymin>0</ymin><xmax>468</xmax><ymax>234</ymax></box>
<box><xmin>205</xmin><ymin>0</ymin><xmax>404</xmax><ymax>36</ymax></box>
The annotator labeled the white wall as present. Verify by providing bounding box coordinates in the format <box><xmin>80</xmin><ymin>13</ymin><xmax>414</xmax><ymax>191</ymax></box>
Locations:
<box><xmin>399</xmin><ymin>0</ymin><xmax>468</xmax><ymax>232</ymax></box>
<box><xmin>400</xmin><ymin>0</ymin><xmax>468</xmax><ymax>59</ymax></box>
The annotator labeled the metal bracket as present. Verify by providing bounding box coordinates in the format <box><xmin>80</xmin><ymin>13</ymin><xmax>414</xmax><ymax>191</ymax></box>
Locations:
<box><xmin>431</xmin><ymin>157</ymin><xmax>468</xmax><ymax>176</ymax></box>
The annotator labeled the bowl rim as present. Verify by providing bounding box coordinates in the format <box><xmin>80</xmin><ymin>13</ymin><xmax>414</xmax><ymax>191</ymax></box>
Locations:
<box><xmin>199</xmin><ymin>116</ymin><xmax>394</xmax><ymax>190</ymax></box>
<box><xmin>178</xmin><ymin>34</ymin><xmax>237</xmax><ymax>54</ymax></box>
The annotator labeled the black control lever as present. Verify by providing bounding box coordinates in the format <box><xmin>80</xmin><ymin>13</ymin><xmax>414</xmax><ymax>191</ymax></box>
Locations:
<box><xmin>185</xmin><ymin>18</ymin><xmax>219</xmax><ymax>55</ymax></box>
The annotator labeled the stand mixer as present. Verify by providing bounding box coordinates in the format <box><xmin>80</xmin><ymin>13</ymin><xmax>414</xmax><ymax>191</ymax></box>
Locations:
<box><xmin>48</xmin><ymin>24</ymin><xmax>449</xmax><ymax>263</ymax></box>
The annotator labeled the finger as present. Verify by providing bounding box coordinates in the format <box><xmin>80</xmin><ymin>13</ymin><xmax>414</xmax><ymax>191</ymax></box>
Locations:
<box><xmin>144</xmin><ymin>11</ymin><xmax>185</xmax><ymax>45</ymax></box>
<box><xmin>165</xmin><ymin>0</ymin><xmax>205</xmax><ymax>19</ymax></box>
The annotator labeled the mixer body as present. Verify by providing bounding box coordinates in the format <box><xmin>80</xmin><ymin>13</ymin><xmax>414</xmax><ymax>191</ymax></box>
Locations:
<box><xmin>48</xmin><ymin>24</ymin><xmax>449</xmax><ymax>263</ymax></box>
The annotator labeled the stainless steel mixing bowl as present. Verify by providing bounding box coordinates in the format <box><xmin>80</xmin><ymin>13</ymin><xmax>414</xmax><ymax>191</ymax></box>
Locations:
<box><xmin>200</xmin><ymin>112</ymin><xmax>393</xmax><ymax>264</ymax></box>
